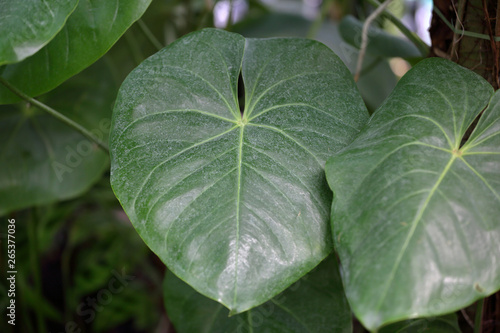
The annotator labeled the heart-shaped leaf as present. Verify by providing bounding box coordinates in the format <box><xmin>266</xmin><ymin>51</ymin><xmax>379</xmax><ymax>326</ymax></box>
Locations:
<box><xmin>164</xmin><ymin>255</ymin><xmax>352</xmax><ymax>333</ymax></box>
<box><xmin>110</xmin><ymin>28</ymin><xmax>368</xmax><ymax>313</ymax></box>
<box><xmin>0</xmin><ymin>0</ymin><xmax>78</xmax><ymax>65</ymax></box>
<box><xmin>325</xmin><ymin>58</ymin><xmax>500</xmax><ymax>330</ymax></box>
<box><xmin>0</xmin><ymin>0</ymin><xmax>152</xmax><ymax>104</ymax></box>
<box><xmin>0</xmin><ymin>58</ymin><xmax>116</xmax><ymax>215</ymax></box>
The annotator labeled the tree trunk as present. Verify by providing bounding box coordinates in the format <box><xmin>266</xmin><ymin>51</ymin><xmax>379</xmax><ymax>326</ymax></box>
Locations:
<box><xmin>430</xmin><ymin>0</ymin><xmax>500</xmax><ymax>89</ymax></box>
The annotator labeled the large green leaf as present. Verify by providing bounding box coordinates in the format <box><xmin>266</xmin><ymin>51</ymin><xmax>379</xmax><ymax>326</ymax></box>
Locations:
<box><xmin>110</xmin><ymin>28</ymin><xmax>368</xmax><ymax>313</ymax></box>
<box><xmin>0</xmin><ymin>0</ymin><xmax>78</xmax><ymax>65</ymax></box>
<box><xmin>164</xmin><ymin>255</ymin><xmax>351</xmax><ymax>333</ymax></box>
<box><xmin>0</xmin><ymin>58</ymin><xmax>117</xmax><ymax>215</ymax></box>
<box><xmin>325</xmin><ymin>58</ymin><xmax>500</xmax><ymax>331</ymax></box>
<box><xmin>0</xmin><ymin>0</ymin><xmax>152</xmax><ymax>104</ymax></box>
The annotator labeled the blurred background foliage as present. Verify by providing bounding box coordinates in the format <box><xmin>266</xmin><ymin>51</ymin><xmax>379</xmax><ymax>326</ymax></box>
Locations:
<box><xmin>0</xmin><ymin>0</ymin><xmax>440</xmax><ymax>332</ymax></box>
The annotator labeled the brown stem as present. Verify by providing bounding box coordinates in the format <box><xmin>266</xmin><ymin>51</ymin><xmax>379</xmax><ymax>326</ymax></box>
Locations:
<box><xmin>482</xmin><ymin>0</ymin><xmax>500</xmax><ymax>88</ymax></box>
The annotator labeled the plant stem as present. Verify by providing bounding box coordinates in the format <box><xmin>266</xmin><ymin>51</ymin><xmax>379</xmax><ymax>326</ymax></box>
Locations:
<box><xmin>196</xmin><ymin>0</ymin><xmax>217</xmax><ymax>30</ymax></box>
<box><xmin>0</xmin><ymin>77</ymin><xmax>109</xmax><ymax>153</ymax></box>
<box><xmin>365</xmin><ymin>0</ymin><xmax>429</xmax><ymax>56</ymax></box>
<box><xmin>474</xmin><ymin>298</ymin><xmax>484</xmax><ymax>333</ymax></box>
<box><xmin>226</xmin><ymin>0</ymin><xmax>234</xmax><ymax>31</ymax></box>
<box><xmin>124</xmin><ymin>29</ymin><xmax>144</xmax><ymax>66</ymax></box>
<box><xmin>433</xmin><ymin>5</ymin><xmax>500</xmax><ymax>42</ymax></box>
<box><xmin>137</xmin><ymin>19</ymin><xmax>164</xmax><ymax>51</ymax></box>
<box><xmin>355</xmin><ymin>0</ymin><xmax>392</xmax><ymax>82</ymax></box>
<box><xmin>307</xmin><ymin>0</ymin><xmax>335</xmax><ymax>39</ymax></box>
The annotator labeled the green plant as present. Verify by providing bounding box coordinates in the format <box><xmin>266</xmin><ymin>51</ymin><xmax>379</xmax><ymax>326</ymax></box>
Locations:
<box><xmin>1</xmin><ymin>1</ymin><xmax>499</xmax><ymax>332</ymax></box>
<box><xmin>110</xmin><ymin>28</ymin><xmax>368</xmax><ymax>315</ymax></box>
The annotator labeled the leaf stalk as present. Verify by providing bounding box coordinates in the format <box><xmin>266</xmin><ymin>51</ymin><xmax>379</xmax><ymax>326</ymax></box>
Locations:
<box><xmin>365</xmin><ymin>0</ymin><xmax>429</xmax><ymax>57</ymax></box>
<box><xmin>0</xmin><ymin>77</ymin><xmax>110</xmax><ymax>153</ymax></box>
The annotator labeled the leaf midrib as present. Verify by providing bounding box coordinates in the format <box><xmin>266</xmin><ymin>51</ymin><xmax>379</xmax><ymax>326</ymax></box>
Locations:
<box><xmin>233</xmin><ymin>124</ymin><xmax>245</xmax><ymax>308</ymax></box>
<box><xmin>128</xmin><ymin>107</ymin><xmax>327</xmax><ymax>310</ymax></box>
<box><xmin>373</xmin><ymin>154</ymin><xmax>458</xmax><ymax>311</ymax></box>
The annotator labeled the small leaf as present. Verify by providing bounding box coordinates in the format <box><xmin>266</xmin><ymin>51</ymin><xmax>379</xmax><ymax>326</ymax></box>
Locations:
<box><xmin>339</xmin><ymin>15</ymin><xmax>423</xmax><ymax>59</ymax></box>
<box><xmin>0</xmin><ymin>59</ymin><xmax>116</xmax><ymax>215</ymax></box>
<box><xmin>0</xmin><ymin>0</ymin><xmax>78</xmax><ymax>65</ymax></box>
<box><xmin>110</xmin><ymin>28</ymin><xmax>368</xmax><ymax>313</ymax></box>
<box><xmin>325</xmin><ymin>58</ymin><xmax>499</xmax><ymax>330</ymax></box>
<box><xmin>0</xmin><ymin>0</ymin><xmax>152</xmax><ymax>104</ymax></box>
<box><xmin>164</xmin><ymin>255</ymin><xmax>352</xmax><ymax>333</ymax></box>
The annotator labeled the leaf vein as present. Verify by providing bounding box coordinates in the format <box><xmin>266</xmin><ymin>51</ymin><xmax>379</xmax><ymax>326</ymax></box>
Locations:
<box><xmin>116</xmin><ymin>109</ymin><xmax>236</xmax><ymax>143</ymax></box>
<box><xmin>248</xmin><ymin>102</ymin><xmax>358</xmax><ymax>131</ymax></box>
<box><xmin>131</xmin><ymin>126</ymin><xmax>237</xmax><ymax>216</ymax></box>
<box><xmin>163</xmin><ymin>167</ymin><xmax>238</xmax><ymax>253</ymax></box>
<box><xmin>374</xmin><ymin>156</ymin><xmax>457</xmax><ymax>311</ymax></box>
<box><xmin>248</xmin><ymin>72</ymin><xmax>336</xmax><ymax>118</ymax></box>
<box><xmin>244</xmin><ymin>144</ymin><xmax>328</xmax><ymax>216</ymax></box>
<box><xmin>233</xmin><ymin>125</ymin><xmax>245</xmax><ymax>307</ymax></box>
<box><xmin>144</xmin><ymin>147</ymin><xmax>238</xmax><ymax>224</ymax></box>
<box><xmin>248</xmin><ymin>123</ymin><xmax>323</xmax><ymax>166</ymax></box>
<box><xmin>163</xmin><ymin>65</ymin><xmax>235</xmax><ymax>116</ymax></box>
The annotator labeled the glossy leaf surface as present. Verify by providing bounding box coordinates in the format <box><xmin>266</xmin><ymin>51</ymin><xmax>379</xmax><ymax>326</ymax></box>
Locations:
<box><xmin>0</xmin><ymin>59</ymin><xmax>116</xmax><ymax>215</ymax></box>
<box><xmin>164</xmin><ymin>255</ymin><xmax>352</xmax><ymax>333</ymax></box>
<box><xmin>325</xmin><ymin>58</ymin><xmax>500</xmax><ymax>330</ymax></box>
<box><xmin>0</xmin><ymin>0</ymin><xmax>78</xmax><ymax>65</ymax></box>
<box><xmin>0</xmin><ymin>0</ymin><xmax>151</xmax><ymax>104</ymax></box>
<box><xmin>110</xmin><ymin>29</ymin><xmax>368</xmax><ymax>313</ymax></box>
